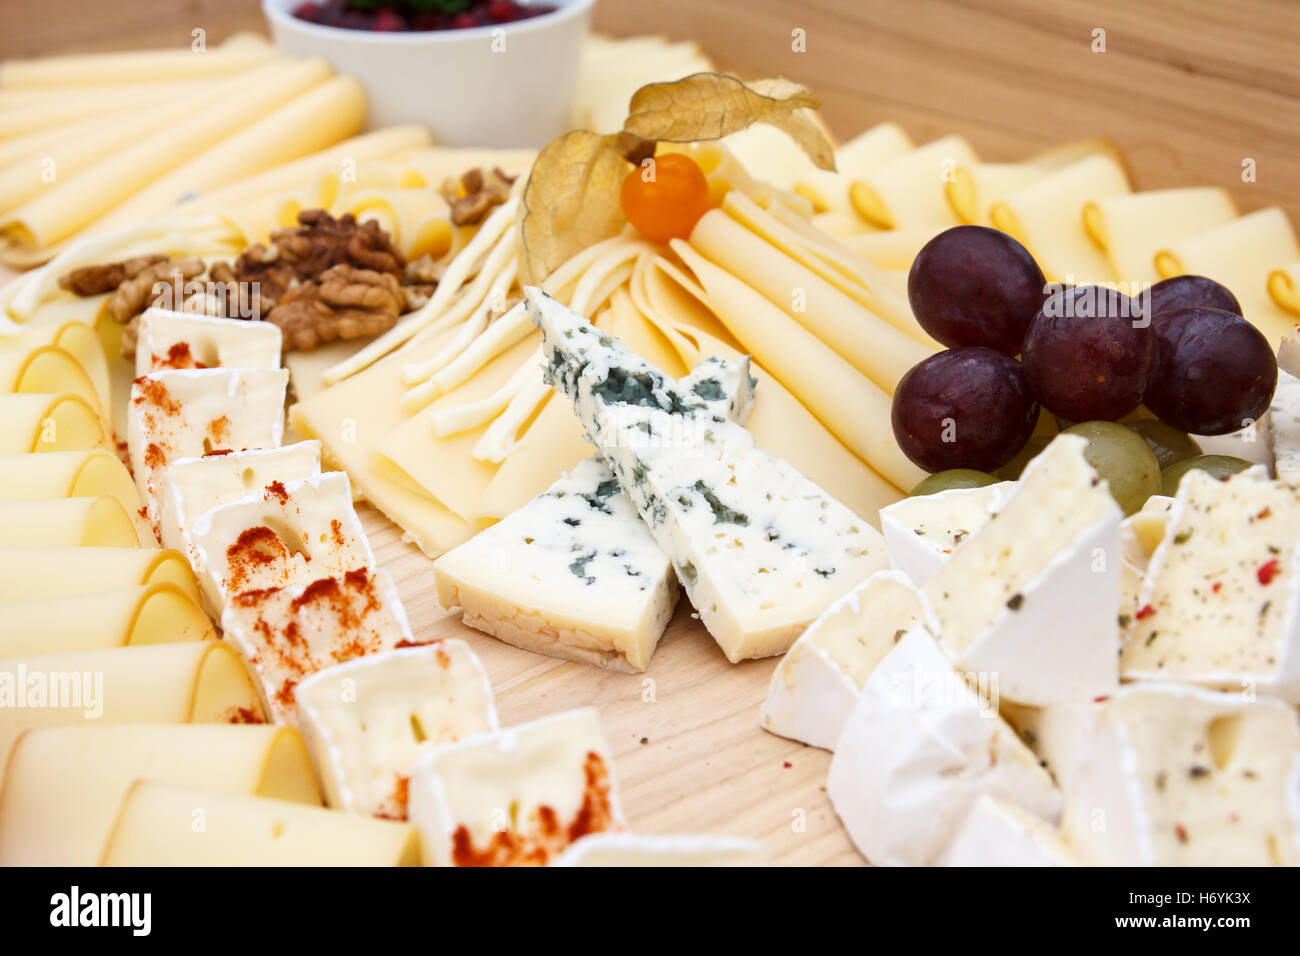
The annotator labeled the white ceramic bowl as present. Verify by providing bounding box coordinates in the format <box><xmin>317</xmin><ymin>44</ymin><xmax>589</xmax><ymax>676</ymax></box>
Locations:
<box><xmin>263</xmin><ymin>0</ymin><xmax>594</xmax><ymax>147</ymax></box>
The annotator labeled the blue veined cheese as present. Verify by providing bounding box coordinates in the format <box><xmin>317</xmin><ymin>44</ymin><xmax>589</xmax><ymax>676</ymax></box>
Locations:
<box><xmin>923</xmin><ymin>435</ymin><xmax>1122</xmax><ymax>706</ymax></box>
<box><xmin>553</xmin><ymin>833</ymin><xmax>769</xmax><ymax>867</ymax></box>
<box><xmin>939</xmin><ymin>795</ymin><xmax>1077</xmax><ymax>867</ymax></box>
<box><xmin>827</xmin><ymin>625</ymin><xmax>1062</xmax><ymax>866</ymax></box>
<box><xmin>295</xmin><ymin>642</ymin><xmax>498</xmax><ymax>820</ymax></box>
<box><xmin>525</xmin><ymin>288</ymin><xmax>889</xmax><ymax>663</ymax></box>
<box><xmin>1123</xmin><ymin>469</ymin><xmax>1300</xmax><ymax>701</ymax></box>
<box><xmin>760</xmin><ymin>570</ymin><xmax>937</xmax><ymax>751</ymax></box>
<box><xmin>134</xmin><ymin>307</ymin><xmax>282</xmax><ymax>377</ymax></box>
<box><xmin>878</xmin><ymin>482</ymin><xmax>1012</xmax><ymax>586</ymax></box>
<box><xmin>1270</xmin><ymin>369</ymin><xmax>1300</xmax><ymax>485</ymax></box>
<box><xmin>1065</xmin><ymin>684</ymin><xmax>1300</xmax><ymax>866</ymax></box>
<box><xmin>408</xmin><ymin>708</ymin><xmax>626</xmax><ymax>867</ymax></box>
<box><xmin>432</xmin><ymin>357</ymin><xmax>755</xmax><ymax>673</ymax></box>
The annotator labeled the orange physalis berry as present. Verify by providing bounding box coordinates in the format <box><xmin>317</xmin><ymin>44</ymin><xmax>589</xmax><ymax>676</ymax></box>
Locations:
<box><xmin>620</xmin><ymin>152</ymin><xmax>711</xmax><ymax>244</ymax></box>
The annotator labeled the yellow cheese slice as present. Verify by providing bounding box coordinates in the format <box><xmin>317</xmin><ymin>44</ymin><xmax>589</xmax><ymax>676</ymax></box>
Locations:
<box><xmin>1269</xmin><ymin>263</ymin><xmax>1300</xmax><ymax>319</ymax></box>
<box><xmin>0</xmin><ymin>33</ymin><xmax>275</xmax><ymax>87</ymax></box>
<box><xmin>0</xmin><ymin>582</ymin><xmax>214</xmax><ymax>658</ymax></box>
<box><xmin>945</xmin><ymin>140</ymin><xmax>1122</xmax><ymax>227</ymax></box>
<box><xmin>0</xmin><ymin>76</ymin><xmax>219</xmax><ymax>112</ymax></box>
<box><xmin>0</xmin><ymin>496</ymin><xmax>141</xmax><ymax>548</ymax></box>
<box><xmin>0</xmin><ymin>343</ymin><xmax>102</xmax><ymax>421</ymax></box>
<box><xmin>0</xmin><ymin>320</ymin><xmax>110</xmax><ymax>409</ymax></box>
<box><xmin>990</xmin><ymin>154</ymin><xmax>1130</xmax><ymax>283</ymax></box>
<box><xmin>840</xmin><ymin>224</ymin><xmax>945</xmax><ymax>270</ymax></box>
<box><xmin>0</xmin><ymin>724</ymin><xmax>320</xmax><ymax>865</ymax></box>
<box><xmin>0</xmin><ymin>450</ymin><xmax>151</xmax><ymax>542</ymax></box>
<box><xmin>794</xmin><ymin>122</ymin><xmax>914</xmax><ymax>213</ymax></box>
<box><xmin>1083</xmin><ymin>187</ymin><xmax>1238</xmax><ymax>283</ymax></box>
<box><xmin>720</xmin><ymin>114</ymin><xmax>836</xmax><ymax>190</ymax></box>
<box><xmin>1157</xmin><ymin>208</ymin><xmax>1300</xmax><ymax>347</ymax></box>
<box><xmin>849</xmin><ymin>135</ymin><xmax>978</xmax><ymax>229</ymax></box>
<box><xmin>0</xmin><ymin>641</ymin><xmax>266</xmax><ymax>776</ymax></box>
<box><xmin>0</xmin><ymin>547</ymin><xmax>197</xmax><ymax>603</ymax></box>
<box><xmin>99</xmin><ymin>782</ymin><xmax>420</xmax><ymax>866</ymax></box>
<box><xmin>0</xmin><ymin>393</ymin><xmax>106</xmax><ymax>452</ymax></box>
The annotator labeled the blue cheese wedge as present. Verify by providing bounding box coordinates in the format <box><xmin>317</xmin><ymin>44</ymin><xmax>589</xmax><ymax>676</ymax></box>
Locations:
<box><xmin>408</xmin><ymin>707</ymin><xmax>625</xmax><ymax>867</ymax></box>
<box><xmin>1270</xmin><ymin>368</ymin><xmax>1300</xmax><ymax>484</ymax></box>
<box><xmin>939</xmin><ymin>795</ymin><xmax>1077</xmax><ymax>867</ymax></box>
<box><xmin>1065</xmin><ymin>684</ymin><xmax>1300</xmax><ymax>866</ymax></box>
<box><xmin>760</xmin><ymin>570</ymin><xmax>937</xmax><ymax>750</ymax></box>
<box><xmin>295</xmin><ymin>642</ymin><xmax>498</xmax><ymax>820</ymax></box>
<box><xmin>827</xmin><ymin>625</ymin><xmax>1062</xmax><ymax>866</ymax></box>
<box><xmin>526</xmin><ymin>288</ymin><xmax>890</xmax><ymax>662</ymax></box>
<box><xmin>433</xmin><ymin>358</ymin><xmax>755</xmax><ymax>673</ymax></box>
<box><xmin>134</xmin><ymin>308</ymin><xmax>282</xmax><ymax>377</ymax></box>
<box><xmin>553</xmin><ymin>833</ymin><xmax>768</xmax><ymax>867</ymax></box>
<box><xmin>878</xmin><ymin>482</ymin><xmax>1011</xmax><ymax>586</ymax></box>
<box><xmin>1123</xmin><ymin>469</ymin><xmax>1300</xmax><ymax>700</ymax></box>
<box><xmin>219</xmin><ymin>567</ymin><xmax>412</xmax><ymax>725</ymax></box>
<box><xmin>188</xmin><ymin>471</ymin><xmax>372</xmax><ymax>614</ymax></box>
<box><xmin>923</xmin><ymin>435</ymin><xmax>1122</xmax><ymax>705</ymax></box>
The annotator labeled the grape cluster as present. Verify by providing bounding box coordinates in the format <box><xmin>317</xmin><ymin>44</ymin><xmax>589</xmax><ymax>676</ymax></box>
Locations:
<box><xmin>893</xmin><ymin>226</ymin><xmax>1277</xmax><ymax>510</ymax></box>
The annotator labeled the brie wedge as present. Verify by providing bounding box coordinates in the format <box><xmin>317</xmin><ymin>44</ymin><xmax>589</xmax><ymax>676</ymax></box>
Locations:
<box><xmin>295</xmin><ymin>642</ymin><xmax>498</xmax><ymax>819</ymax></box>
<box><xmin>553</xmin><ymin>833</ymin><xmax>768</xmax><ymax>867</ymax></box>
<box><xmin>939</xmin><ymin>794</ymin><xmax>1077</xmax><ymax>867</ymax></box>
<box><xmin>1001</xmin><ymin>699</ymin><xmax>1106</xmax><ymax>791</ymax></box>
<box><xmin>923</xmin><ymin>435</ymin><xmax>1122</xmax><ymax>705</ymax></box>
<box><xmin>135</xmin><ymin>308</ymin><xmax>282</xmax><ymax>377</ymax></box>
<box><xmin>827</xmin><ymin>625</ymin><xmax>1062</xmax><ymax>866</ymax></box>
<box><xmin>1270</xmin><ymin>368</ymin><xmax>1300</xmax><ymax>485</ymax></box>
<box><xmin>760</xmin><ymin>569</ymin><xmax>937</xmax><ymax>751</ymax></box>
<box><xmin>878</xmin><ymin>482</ymin><xmax>1011</xmax><ymax>586</ymax></box>
<box><xmin>408</xmin><ymin>708</ymin><xmax>625</xmax><ymax>867</ymax></box>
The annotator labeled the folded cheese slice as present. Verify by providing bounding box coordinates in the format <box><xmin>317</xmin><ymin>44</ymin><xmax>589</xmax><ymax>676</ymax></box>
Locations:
<box><xmin>0</xmin><ymin>546</ymin><xmax>197</xmax><ymax>603</ymax></box>
<box><xmin>1065</xmin><ymin>685</ymin><xmax>1300</xmax><ymax>866</ymax></box>
<box><xmin>296</xmin><ymin>642</ymin><xmax>497</xmax><ymax>819</ymax></box>
<box><xmin>923</xmin><ymin>435</ymin><xmax>1122</xmax><ymax>705</ymax></box>
<box><xmin>878</xmin><ymin>482</ymin><xmax>1012</xmax><ymax>586</ymax></box>
<box><xmin>189</xmin><ymin>470</ymin><xmax>371</xmax><ymax>614</ymax></box>
<box><xmin>0</xmin><ymin>320</ymin><xmax>110</xmax><ymax>407</ymax></box>
<box><xmin>409</xmin><ymin>708</ymin><xmax>625</xmax><ymax>867</ymax></box>
<box><xmin>0</xmin><ymin>342</ymin><xmax>102</xmax><ymax>422</ymax></box>
<box><xmin>1270</xmin><ymin>368</ymin><xmax>1300</xmax><ymax>485</ymax></box>
<box><xmin>220</xmin><ymin>567</ymin><xmax>412</xmax><ymax>725</ymax></box>
<box><xmin>528</xmin><ymin>289</ymin><xmax>891</xmax><ymax>662</ymax></box>
<box><xmin>1123</xmin><ymin>469</ymin><xmax>1300</xmax><ymax>700</ymax></box>
<box><xmin>0</xmin><ymin>582</ymin><xmax>214</xmax><ymax>658</ymax></box>
<box><xmin>827</xmin><ymin>625</ymin><xmax>1062</xmax><ymax>866</ymax></box>
<box><xmin>0</xmin><ymin>724</ymin><xmax>320</xmax><ymax>865</ymax></box>
<box><xmin>135</xmin><ymin>308</ymin><xmax>283</xmax><ymax>376</ymax></box>
<box><xmin>553</xmin><ymin>832</ymin><xmax>769</xmax><ymax>867</ymax></box>
<box><xmin>0</xmin><ymin>449</ymin><xmax>152</xmax><ymax>542</ymax></box>
<box><xmin>0</xmin><ymin>393</ymin><xmax>106</xmax><ymax>453</ymax></box>
<box><xmin>0</xmin><ymin>495</ymin><xmax>142</xmax><ymax>548</ymax></box>
<box><xmin>99</xmin><ymin>782</ymin><xmax>419</xmax><ymax>866</ymax></box>
<box><xmin>761</xmin><ymin>570</ymin><xmax>937</xmax><ymax>751</ymax></box>
<box><xmin>1082</xmin><ymin>187</ymin><xmax>1237</xmax><ymax>283</ymax></box>
<box><xmin>848</xmin><ymin>135</ymin><xmax>978</xmax><ymax>230</ymax></box>
<box><xmin>433</xmin><ymin>357</ymin><xmax>755</xmax><ymax>672</ymax></box>
<box><xmin>939</xmin><ymin>795</ymin><xmax>1077</xmax><ymax>867</ymax></box>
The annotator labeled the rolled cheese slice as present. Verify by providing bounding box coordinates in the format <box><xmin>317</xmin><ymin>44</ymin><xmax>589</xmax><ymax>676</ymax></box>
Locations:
<box><xmin>0</xmin><ymin>724</ymin><xmax>320</xmax><ymax>865</ymax></box>
<box><xmin>0</xmin><ymin>34</ymin><xmax>275</xmax><ymax>87</ymax></box>
<box><xmin>1082</xmin><ymin>187</ymin><xmax>1237</xmax><ymax>284</ymax></box>
<box><xmin>0</xmin><ymin>342</ymin><xmax>102</xmax><ymax>421</ymax></box>
<box><xmin>0</xmin><ymin>496</ymin><xmax>141</xmax><ymax>548</ymax></box>
<box><xmin>0</xmin><ymin>641</ymin><xmax>266</xmax><ymax>776</ymax></box>
<box><xmin>0</xmin><ymin>321</ymin><xmax>110</xmax><ymax>409</ymax></box>
<box><xmin>0</xmin><ymin>547</ymin><xmax>197</xmax><ymax>603</ymax></box>
<box><xmin>0</xmin><ymin>393</ymin><xmax>107</xmax><ymax>453</ymax></box>
<box><xmin>0</xmin><ymin>449</ymin><xmax>152</xmax><ymax>542</ymax></box>
<box><xmin>0</xmin><ymin>582</ymin><xmax>214</xmax><ymax>658</ymax></box>
<box><xmin>841</xmin><ymin>224</ymin><xmax>945</xmax><ymax>270</ymax></box>
<box><xmin>848</xmin><ymin>135</ymin><xmax>978</xmax><ymax>230</ymax></box>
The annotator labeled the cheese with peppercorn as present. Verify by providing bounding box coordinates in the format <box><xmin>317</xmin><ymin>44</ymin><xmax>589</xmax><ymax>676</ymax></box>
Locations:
<box><xmin>1123</xmin><ymin>468</ymin><xmax>1300</xmax><ymax>701</ymax></box>
<box><xmin>923</xmin><ymin>435</ymin><xmax>1122</xmax><ymax>706</ymax></box>
<box><xmin>134</xmin><ymin>308</ymin><xmax>283</xmax><ymax>377</ymax></box>
<box><xmin>408</xmin><ymin>707</ymin><xmax>625</xmax><ymax>867</ymax></box>
<box><xmin>878</xmin><ymin>482</ymin><xmax>1011</xmax><ymax>586</ymax></box>
<box><xmin>1270</xmin><ymin>368</ymin><xmax>1300</xmax><ymax>485</ymax></box>
<box><xmin>1064</xmin><ymin>684</ymin><xmax>1300</xmax><ymax>866</ymax></box>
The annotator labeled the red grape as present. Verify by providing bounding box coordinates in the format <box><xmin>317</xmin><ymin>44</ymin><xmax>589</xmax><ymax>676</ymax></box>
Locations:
<box><xmin>1143</xmin><ymin>307</ymin><xmax>1277</xmax><ymax>435</ymax></box>
<box><xmin>1022</xmin><ymin>285</ymin><xmax>1154</xmax><ymax>422</ymax></box>
<box><xmin>1148</xmin><ymin>275</ymin><xmax>1241</xmax><ymax>318</ymax></box>
<box><xmin>892</xmin><ymin>347</ymin><xmax>1040</xmax><ymax>472</ymax></box>
<box><xmin>907</xmin><ymin>226</ymin><xmax>1047</xmax><ymax>356</ymax></box>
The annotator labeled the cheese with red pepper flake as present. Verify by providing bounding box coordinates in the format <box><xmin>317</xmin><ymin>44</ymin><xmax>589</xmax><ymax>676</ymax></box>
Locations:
<box><xmin>135</xmin><ymin>308</ymin><xmax>282</xmax><ymax>377</ymax></box>
<box><xmin>553</xmin><ymin>833</ymin><xmax>769</xmax><ymax>866</ymax></box>
<box><xmin>1123</xmin><ymin>469</ymin><xmax>1300</xmax><ymax>701</ymax></box>
<box><xmin>1270</xmin><ymin>368</ymin><xmax>1300</xmax><ymax>485</ymax></box>
<box><xmin>189</xmin><ymin>470</ymin><xmax>372</xmax><ymax>614</ymax></box>
<box><xmin>295</xmin><ymin>642</ymin><xmax>498</xmax><ymax>820</ymax></box>
<box><xmin>878</xmin><ymin>482</ymin><xmax>1011</xmax><ymax>586</ymax></box>
<box><xmin>1065</xmin><ymin>685</ymin><xmax>1300</xmax><ymax>866</ymax></box>
<box><xmin>922</xmin><ymin>435</ymin><xmax>1122</xmax><ymax>706</ymax></box>
<box><xmin>939</xmin><ymin>795</ymin><xmax>1078</xmax><ymax>867</ymax></box>
<box><xmin>219</xmin><ymin>567</ymin><xmax>413</xmax><ymax>725</ymax></box>
<box><xmin>408</xmin><ymin>708</ymin><xmax>626</xmax><ymax>867</ymax></box>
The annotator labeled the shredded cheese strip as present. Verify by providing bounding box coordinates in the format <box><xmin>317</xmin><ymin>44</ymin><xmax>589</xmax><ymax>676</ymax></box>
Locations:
<box><xmin>472</xmin><ymin>375</ymin><xmax>551</xmax><ymax>463</ymax></box>
<box><xmin>432</xmin><ymin>349</ymin><xmax>540</xmax><ymax>438</ymax></box>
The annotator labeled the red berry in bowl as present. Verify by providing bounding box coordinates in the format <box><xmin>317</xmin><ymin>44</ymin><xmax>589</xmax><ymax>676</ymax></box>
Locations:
<box><xmin>372</xmin><ymin>8</ymin><xmax>407</xmax><ymax>31</ymax></box>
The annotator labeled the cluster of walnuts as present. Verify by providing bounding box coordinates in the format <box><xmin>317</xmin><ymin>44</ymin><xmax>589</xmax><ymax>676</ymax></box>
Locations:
<box><xmin>59</xmin><ymin>210</ymin><xmax>446</xmax><ymax>353</ymax></box>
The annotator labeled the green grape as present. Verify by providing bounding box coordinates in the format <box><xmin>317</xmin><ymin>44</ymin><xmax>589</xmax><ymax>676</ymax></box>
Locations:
<box><xmin>1160</xmin><ymin>455</ymin><xmax>1253</xmax><ymax>497</ymax></box>
<box><xmin>909</xmin><ymin>469</ymin><xmax>999</xmax><ymax>497</ymax></box>
<box><xmin>1129</xmin><ymin>419</ymin><xmax>1202</xmax><ymax>471</ymax></box>
<box><xmin>1062</xmin><ymin>421</ymin><xmax>1161</xmax><ymax>515</ymax></box>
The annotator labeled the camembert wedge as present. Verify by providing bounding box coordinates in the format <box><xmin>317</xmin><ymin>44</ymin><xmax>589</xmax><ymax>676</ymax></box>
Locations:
<box><xmin>878</xmin><ymin>481</ymin><xmax>1011</xmax><ymax>586</ymax></box>
<box><xmin>134</xmin><ymin>307</ymin><xmax>283</xmax><ymax>376</ymax></box>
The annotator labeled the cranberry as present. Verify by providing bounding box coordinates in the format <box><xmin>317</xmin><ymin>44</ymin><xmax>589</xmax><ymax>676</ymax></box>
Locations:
<box><xmin>486</xmin><ymin>1</ymin><xmax>518</xmax><ymax>21</ymax></box>
<box><xmin>292</xmin><ymin>2</ymin><xmax>321</xmax><ymax>23</ymax></box>
<box><xmin>372</xmin><ymin>8</ymin><xmax>407</xmax><ymax>31</ymax></box>
<box><xmin>451</xmin><ymin>11</ymin><xmax>480</xmax><ymax>29</ymax></box>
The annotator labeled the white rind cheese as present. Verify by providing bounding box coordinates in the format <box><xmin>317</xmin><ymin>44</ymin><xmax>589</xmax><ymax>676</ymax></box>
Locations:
<box><xmin>878</xmin><ymin>482</ymin><xmax>1011</xmax><ymax>586</ymax></box>
<box><xmin>1065</xmin><ymin>684</ymin><xmax>1300</xmax><ymax>866</ymax></box>
<box><xmin>923</xmin><ymin>435</ymin><xmax>1122</xmax><ymax>706</ymax></box>
<box><xmin>135</xmin><ymin>307</ymin><xmax>283</xmax><ymax>377</ymax></box>
<box><xmin>189</xmin><ymin>470</ymin><xmax>373</xmax><ymax>614</ymax></box>
<box><xmin>1123</xmin><ymin>469</ymin><xmax>1300</xmax><ymax>701</ymax></box>
<box><xmin>408</xmin><ymin>707</ymin><xmax>626</xmax><ymax>867</ymax></box>
<box><xmin>1194</xmin><ymin>417</ymin><xmax>1275</xmax><ymax>471</ymax></box>
<box><xmin>526</xmin><ymin>288</ymin><xmax>890</xmax><ymax>662</ymax></box>
<box><xmin>939</xmin><ymin>794</ymin><xmax>1078</xmax><ymax>867</ymax></box>
<box><xmin>553</xmin><ymin>832</ymin><xmax>769</xmax><ymax>867</ymax></box>
<box><xmin>1001</xmin><ymin>699</ymin><xmax>1106</xmax><ymax>791</ymax></box>
<box><xmin>295</xmin><ymin>642</ymin><xmax>498</xmax><ymax>819</ymax></box>
<box><xmin>760</xmin><ymin>569</ymin><xmax>937</xmax><ymax>751</ymax></box>
<box><xmin>827</xmin><ymin>625</ymin><xmax>1062</xmax><ymax>866</ymax></box>
<box><xmin>1270</xmin><ymin>368</ymin><xmax>1300</xmax><ymax>485</ymax></box>
<box><xmin>432</xmin><ymin>358</ymin><xmax>755</xmax><ymax>673</ymax></box>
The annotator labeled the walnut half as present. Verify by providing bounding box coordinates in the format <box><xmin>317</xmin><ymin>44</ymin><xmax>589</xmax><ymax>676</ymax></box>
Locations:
<box><xmin>268</xmin><ymin>265</ymin><xmax>403</xmax><ymax>351</ymax></box>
